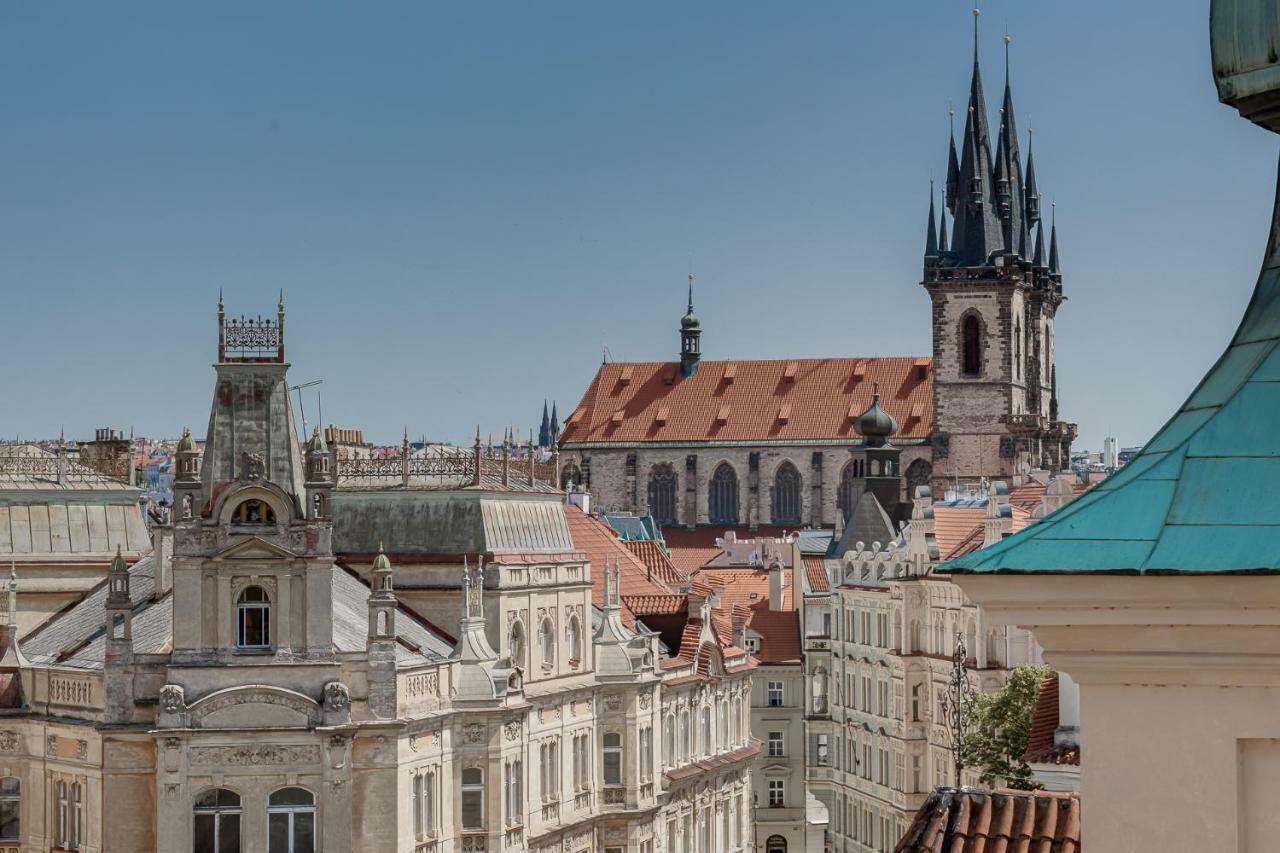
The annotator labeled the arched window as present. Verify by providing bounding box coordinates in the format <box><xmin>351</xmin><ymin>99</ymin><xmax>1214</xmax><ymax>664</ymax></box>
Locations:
<box><xmin>602</xmin><ymin>733</ymin><xmax>623</xmax><ymax>785</ymax></box>
<box><xmin>231</xmin><ymin>499</ymin><xmax>276</xmax><ymax>525</ymax></box>
<box><xmin>0</xmin><ymin>777</ymin><xmax>17</xmax><ymax>842</ymax></box>
<box><xmin>838</xmin><ymin>462</ymin><xmax>860</xmax><ymax>524</ymax></box>
<box><xmin>1015</xmin><ymin>318</ymin><xmax>1022</xmax><ymax>379</ymax></box>
<box><xmin>679</xmin><ymin>710</ymin><xmax>691</xmax><ymax>762</ymax></box>
<box><xmin>539</xmin><ymin>617</ymin><xmax>555</xmax><ymax>670</ymax></box>
<box><xmin>566</xmin><ymin>614</ymin><xmax>581</xmax><ymax>667</ymax></box>
<box><xmin>663</xmin><ymin>714</ymin><xmax>675</xmax><ymax>768</ymax></box>
<box><xmin>767</xmin><ymin>834</ymin><xmax>788</xmax><ymax>853</ymax></box>
<box><xmin>194</xmin><ymin>788</ymin><xmax>240</xmax><ymax>853</ymax></box>
<box><xmin>509</xmin><ymin>621</ymin><xmax>526</xmax><ymax>670</ymax></box>
<box><xmin>772</xmin><ymin>461</ymin><xmax>802</xmax><ymax>525</ymax></box>
<box><xmin>708</xmin><ymin>463</ymin><xmax>739</xmax><ymax>525</ymax></box>
<box><xmin>961</xmin><ymin>313</ymin><xmax>983</xmax><ymax>376</ymax></box>
<box><xmin>700</xmin><ymin>707</ymin><xmax>712</xmax><ymax>756</ymax></box>
<box><xmin>647</xmin><ymin>464</ymin><xmax>678</xmax><ymax>525</ymax></box>
<box><xmin>905</xmin><ymin>459</ymin><xmax>933</xmax><ymax>502</ymax></box>
<box><xmin>560</xmin><ymin>463</ymin><xmax>582</xmax><ymax>490</ymax></box>
<box><xmin>267</xmin><ymin>787</ymin><xmax>314</xmax><ymax>853</ymax></box>
<box><xmin>461</xmin><ymin>769</ymin><xmax>485</xmax><ymax>830</ymax></box>
<box><xmin>236</xmin><ymin>586</ymin><xmax>271</xmax><ymax>649</ymax></box>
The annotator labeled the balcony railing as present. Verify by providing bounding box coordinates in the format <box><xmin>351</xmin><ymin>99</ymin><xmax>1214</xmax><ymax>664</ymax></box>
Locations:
<box><xmin>335</xmin><ymin>440</ymin><xmax>558</xmax><ymax>489</ymax></box>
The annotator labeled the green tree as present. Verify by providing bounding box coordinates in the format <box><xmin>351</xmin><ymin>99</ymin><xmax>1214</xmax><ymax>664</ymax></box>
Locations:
<box><xmin>963</xmin><ymin>664</ymin><xmax>1054</xmax><ymax>789</ymax></box>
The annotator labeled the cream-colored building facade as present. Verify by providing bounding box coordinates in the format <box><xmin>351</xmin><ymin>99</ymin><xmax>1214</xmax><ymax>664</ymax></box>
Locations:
<box><xmin>0</xmin><ymin>306</ymin><xmax>757</xmax><ymax>853</ymax></box>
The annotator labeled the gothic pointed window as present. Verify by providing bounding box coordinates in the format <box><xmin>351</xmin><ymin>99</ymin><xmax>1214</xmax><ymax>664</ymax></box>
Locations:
<box><xmin>961</xmin><ymin>314</ymin><xmax>983</xmax><ymax>377</ymax></box>
<box><xmin>838</xmin><ymin>462</ymin><xmax>859</xmax><ymax>523</ymax></box>
<box><xmin>772</xmin><ymin>461</ymin><xmax>802</xmax><ymax>525</ymax></box>
<box><xmin>560</xmin><ymin>463</ymin><xmax>582</xmax><ymax>490</ymax></box>
<box><xmin>236</xmin><ymin>586</ymin><xmax>271</xmax><ymax>649</ymax></box>
<box><xmin>193</xmin><ymin>788</ymin><xmax>241</xmax><ymax>853</ymax></box>
<box><xmin>267</xmin><ymin>787</ymin><xmax>314</xmax><ymax>853</ymax></box>
<box><xmin>647</xmin><ymin>464</ymin><xmax>678</xmax><ymax>525</ymax></box>
<box><xmin>708</xmin><ymin>463</ymin><xmax>739</xmax><ymax>525</ymax></box>
<box><xmin>904</xmin><ymin>459</ymin><xmax>933</xmax><ymax>502</ymax></box>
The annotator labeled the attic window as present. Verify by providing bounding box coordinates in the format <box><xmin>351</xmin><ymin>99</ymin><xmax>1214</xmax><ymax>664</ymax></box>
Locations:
<box><xmin>783</xmin><ymin>361</ymin><xmax>798</xmax><ymax>382</ymax></box>
<box><xmin>723</xmin><ymin>363</ymin><xmax>737</xmax><ymax>384</ymax></box>
<box><xmin>749</xmin><ymin>593</ymin><xmax>758</xmax><ymax>600</ymax></box>
<box><xmin>716</xmin><ymin>406</ymin><xmax>730</xmax><ymax>424</ymax></box>
<box><xmin>619</xmin><ymin>365</ymin><xmax>634</xmax><ymax>386</ymax></box>
<box><xmin>777</xmin><ymin>403</ymin><xmax>791</xmax><ymax>423</ymax></box>
<box><xmin>611</xmin><ymin>410</ymin><xmax>626</xmax><ymax>425</ymax></box>
<box><xmin>853</xmin><ymin>361</ymin><xmax>867</xmax><ymax>379</ymax></box>
<box><xmin>655</xmin><ymin>405</ymin><xmax>669</xmax><ymax>425</ymax></box>
<box><xmin>663</xmin><ymin>366</ymin><xmax>678</xmax><ymax>386</ymax></box>
<box><xmin>910</xmin><ymin>403</ymin><xmax>924</xmax><ymax>421</ymax></box>
<box><xmin>914</xmin><ymin>358</ymin><xmax>930</xmax><ymax>380</ymax></box>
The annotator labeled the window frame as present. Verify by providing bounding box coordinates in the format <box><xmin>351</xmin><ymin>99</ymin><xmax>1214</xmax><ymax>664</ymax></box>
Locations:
<box><xmin>767</xmin><ymin>779</ymin><xmax>785</xmax><ymax>808</ymax></box>
<box><xmin>235</xmin><ymin>585</ymin><xmax>272</xmax><ymax>650</ymax></box>
<box><xmin>461</xmin><ymin>767</ymin><xmax>485</xmax><ymax>830</ymax></box>
<box><xmin>192</xmin><ymin>787</ymin><xmax>241</xmax><ymax>853</ymax></box>
<box><xmin>602</xmin><ymin>732</ymin><xmax>623</xmax><ymax>786</ymax></box>
<box><xmin>767</xmin><ymin>681</ymin><xmax>784</xmax><ymax>708</ymax></box>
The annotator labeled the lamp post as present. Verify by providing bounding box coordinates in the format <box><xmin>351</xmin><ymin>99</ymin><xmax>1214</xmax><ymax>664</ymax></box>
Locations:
<box><xmin>939</xmin><ymin>630</ymin><xmax>977</xmax><ymax>787</ymax></box>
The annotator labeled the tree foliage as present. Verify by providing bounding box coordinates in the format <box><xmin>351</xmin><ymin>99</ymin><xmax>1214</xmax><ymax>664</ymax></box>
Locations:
<box><xmin>963</xmin><ymin>664</ymin><xmax>1054</xmax><ymax>790</ymax></box>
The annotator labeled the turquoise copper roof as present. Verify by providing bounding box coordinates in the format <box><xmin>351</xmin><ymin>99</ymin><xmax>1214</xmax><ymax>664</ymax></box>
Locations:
<box><xmin>944</xmin><ymin>167</ymin><xmax>1280</xmax><ymax>575</ymax></box>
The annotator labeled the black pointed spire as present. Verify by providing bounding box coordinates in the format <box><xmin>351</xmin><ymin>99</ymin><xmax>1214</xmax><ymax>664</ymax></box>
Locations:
<box><xmin>550</xmin><ymin>402</ymin><xmax>560</xmax><ymax>443</ymax></box>
<box><xmin>952</xmin><ymin>9</ymin><xmax>1005</xmax><ymax>266</ymax></box>
<box><xmin>946</xmin><ymin>107</ymin><xmax>960</xmax><ymax>215</ymax></box>
<box><xmin>1049</xmin><ymin>203</ymin><xmax>1061</xmax><ymax>275</ymax></box>
<box><xmin>1024</xmin><ymin>128</ymin><xmax>1041</xmax><ymax>226</ymax></box>
<box><xmin>926</xmin><ymin>181</ymin><xmax>939</xmax><ymax>257</ymax></box>
<box><xmin>993</xmin><ymin>33</ymin><xmax>1026</xmax><ymax>257</ymax></box>
<box><xmin>939</xmin><ymin>193</ymin><xmax>950</xmax><ymax>253</ymax></box>
<box><xmin>538</xmin><ymin>401</ymin><xmax>551</xmax><ymax>448</ymax></box>
<box><xmin>1032</xmin><ymin>220</ymin><xmax>1047</xmax><ymax>267</ymax></box>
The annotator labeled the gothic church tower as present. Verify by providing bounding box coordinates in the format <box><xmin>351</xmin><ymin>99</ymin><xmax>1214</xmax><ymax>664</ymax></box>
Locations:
<box><xmin>923</xmin><ymin>13</ymin><xmax>1076</xmax><ymax>485</ymax></box>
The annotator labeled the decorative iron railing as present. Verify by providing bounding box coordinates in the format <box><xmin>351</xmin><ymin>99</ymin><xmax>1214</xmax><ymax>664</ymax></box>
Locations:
<box><xmin>334</xmin><ymin>442</ymin><xmax>559</xmax><ymax>488</ymax></box>
<box><xmin>0</xmin><ymin>456</ymin><xmax>106</xmax><ymax>479</ymax></box>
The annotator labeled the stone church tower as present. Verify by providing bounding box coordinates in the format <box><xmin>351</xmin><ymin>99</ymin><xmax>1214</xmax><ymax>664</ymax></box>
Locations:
<box><xmin>923</xmin><ymin>16</ymin><xmax>1076</xmax><ymax>485</ymax></box>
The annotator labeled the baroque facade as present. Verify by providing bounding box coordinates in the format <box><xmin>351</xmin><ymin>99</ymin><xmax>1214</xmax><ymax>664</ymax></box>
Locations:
<box><xmin>0</xmin><ymin>302</ymin><xmax>757</xmax><ymax>853</ymax></box>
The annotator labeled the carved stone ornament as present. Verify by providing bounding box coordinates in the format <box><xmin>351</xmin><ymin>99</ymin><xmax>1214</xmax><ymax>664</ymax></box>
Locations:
<box><xmin>505</xmin><ymin>720</ymin><xmax>521</xmax><ymax>741</ymax></box>
<box><xmin>409</xmin><ymin>734</ymin><xmax>420</xmax><ymax>753</ymax></box>
<box><xmin>639</xmin><ymin>692</ymin><xmax>652</xmax><ymax>710</ymax></box>
<box><xmin>45</xmin><ymin>736</ymin><xmax>56</xmax><ymax>757</ymax></box>
<box><xmin>159</xmin><ymin>684</ymin><xmax>186</xmax><ymax>714</ymax></box>
<box><xmin>0</xmin><ymin>732</ymin><xmax>17</xmax><ymax>751</ymax></box>
<box><xmin>189</xmin><ymin>744</ymin><xmax>322</xmax><ymax>766</ymax></box>
<box><xmin>603</xmin><ymin>694</ymin><xmax>622</xmax><ymax>712</ymax></box>
<box><xmin>323</xmin><ymin>681</ymin><xmax>350</xmax><ymax>713</ymax></box>
<box><xmin>76</xmin><ymin>740</ymin><xmax>88</xmax><ymax>760</ymax></box>
<box><xmin>463</xmin><ymin>723</ymin><xmax>486</xmax><ymax>744</ymax></box>
<box><xmin>239</xmin><ymin>451</ymin><xmax>266</xmax><ymax>481</ymax></box>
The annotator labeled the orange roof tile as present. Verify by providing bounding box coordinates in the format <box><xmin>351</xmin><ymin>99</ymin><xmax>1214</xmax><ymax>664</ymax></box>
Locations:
<box><xmin>746</xmin><ymin>609</ymin><xmax>801</xmax><ymax>663</ymax></box>
<box><xmin>623</xmin><ymin>594</ymin><xmax>686</xmax><ymax>615</ymax></box>
<box><xmin>1022</xmin><ymin>675</ymin><xmax>1080</xmax><ymax>767</ymax></box>
<box><xmin>896</xmin><ymin>787</ymin><xmax>1080</xmax><ymax>853</ymax></box>
<box><xmin>803</xmin><ymin>557</ymin><xmax>830</xmax><ymax>592</ymax></box>
<box><xmin>624</xmin><ymin>539</ymin><xmax>688</xmax><ymax>587</ymax></box>
<box><xmin>661</xmin><ymin>524</ymin><xmax>790</xmax><ymax>575</ymax></box>
<box><xmin>560</xmin><ymin>357</ymin><xmax>933</xmax><ymax>445</ymax></box>
<box><xmin>562</xmin><ymin>505</ymin><xmax>673</xmax><ymax>627</ymax></box>
<box><xmin>933</xmin><ymin>505</ymin><xmax>1033</xmax><ymax>560</ymax></box>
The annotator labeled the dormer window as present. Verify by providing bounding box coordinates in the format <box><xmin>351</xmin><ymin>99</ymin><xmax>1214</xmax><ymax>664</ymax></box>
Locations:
<box><xmin>236</xmin><ymin>586</ymin><xmax>271</xmax><ymax>649</ymax></box>
<box><xmin>232</xmin><ymin>499</ymin><xmax>276</xmax><ymax>525</ymax></box>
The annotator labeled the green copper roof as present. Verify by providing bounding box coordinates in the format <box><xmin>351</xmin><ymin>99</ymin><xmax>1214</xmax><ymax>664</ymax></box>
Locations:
<box><xmin>944</xmin><ymin>166</ymin><xmax>1280</xmax><ymax>575</ymax></box>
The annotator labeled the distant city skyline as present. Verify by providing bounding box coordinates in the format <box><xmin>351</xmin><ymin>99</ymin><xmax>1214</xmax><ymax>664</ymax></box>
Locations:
<box><xmin>1</xmin><ymin>1</ymin><xmax>1272</xmax><ymax>452</ymax></box>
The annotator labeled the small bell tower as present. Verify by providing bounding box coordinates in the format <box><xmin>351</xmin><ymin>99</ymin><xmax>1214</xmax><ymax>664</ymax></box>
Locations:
<box><xmin>305</xmin><ymin>426</ymin><xmax>333</xmax><ymax>520</ymax></box>
<box><xmin>679</xmin><ymin>274</ymin><xmax>702</xmax><ymax>378</ymax></box>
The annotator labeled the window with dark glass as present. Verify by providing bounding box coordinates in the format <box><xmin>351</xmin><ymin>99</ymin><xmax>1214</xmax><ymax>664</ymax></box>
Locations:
<box><xmin>236</xmin><ymin>586</ymin><xmax>271</xmax><ymax>649</ymax></box>
<box><xmin>708</xmin><ymin>463</ymin><xmax>739</xmax><ymax>525</ymax></box>
<box><xmin>838</xmin><ymin>463</ymin><xmax>859</xmax><ymax>523</ymax></box>
<box><xmin>231</xmin><ymin>499</ymin><xmax>276</xmax><ymax>525</ymax></box>
<box><xmin>961</xmin><ymin>314</ymin><xmax>982</xmax><ymax>376</ymax></box>
<box><xmin>602</xmin><ymin>732</ymin><xmax>623</xmax><ymax>785</ymax></box>
<box><xmin>0</xmin><ymin>777</ymin><xmax>17</xmax><ymax>842</ymax></box>
<box><xmin>647</xmin><ymin>464</ymin><xmax>678</xmax><ymax>524</ymax></box>
<box><xmin>771</xmin><ymin>462</ymin><xmax>802</xmax><ymax>525</ymax></box>
<box><xmin>461</xmin><ymin>768</ymin><xmax>484</xmax><ymax>829</ymax></box>
<box><xmin>267</xmin><ymin>787</ymin><xmax>314</xmax><ymax>853</ymax></box>
<box><xmin>193</xmin><ymin>788</ymin><xmax>241</xmax><ymax>853</ymax></box>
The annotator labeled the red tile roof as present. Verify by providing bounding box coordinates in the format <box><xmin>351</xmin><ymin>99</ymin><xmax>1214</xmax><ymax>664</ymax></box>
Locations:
<box><xmin>803</xmin><ymin>557</ymin><xmax>830</xmax><ymax>592</ymax></box>
<box><xmin>746</xmin><ymin>610</ymin><xmax>801</xmax><ymax>663</ymax></box>
<box><xmin>689</xmin><ymin>563</ymin><xmax>800</xmax><ymax>664</ymax></box>
<box><xmin>622</xmin><ymin>594</ymin><xmax>686</xmax><ymax>616</ymax></box>
<box><xmin>623</xmin><ymin>539</ymin><xmax>688</xmax><ymax>587</ymax></box>
<box><xmin>562</xmin><ymin>505</ymin><xmax>673</xmax><ymax>627</ymax></box>
<box><xmin>895</xmin><ymin>787</ymin><xmax>1081</xmax><ymax>853</ymax></box>
<box><xmin>1008</xmin><ymin>479</ymin><xmax>1093</xmax><ymax>510</ymax></box>
<box><xmin>934</xmin><ymin>505</ymin><xmax>1033</xmax><ymax>561</ymax></box>
<box><xmin>560</xmin><ymin>357</ymin><xmax>933</xmax><ymax>445</ymax></box>
<box><xmin>1022</xmin><ymin>675</ymin><xmax>1081</xmax><ymax>767</ymax></box>
<box><xmin>661</xmin><ymin>524</ymin><xmax>790</xmax><ymax>575</ymax></box>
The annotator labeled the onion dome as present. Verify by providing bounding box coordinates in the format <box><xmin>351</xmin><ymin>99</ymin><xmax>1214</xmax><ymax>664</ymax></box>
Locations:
<box><xmin>681</xmin><ymin>274</ymin><xmax>700</xmax><ymax>330</ymax></box>
<box><xmin>307</xmin><ymin>425</ymin><xmax>328</xmax><ymax>454</ymax></box>
<box><xmin>177</xmin><ymin>426</ymin><xmax>197</xmax><ymax>453</ymax></box>
<box><xmin>855</xmin><ymin>382</ymin><xmax>899</xmax><ymax>443</ymax></box>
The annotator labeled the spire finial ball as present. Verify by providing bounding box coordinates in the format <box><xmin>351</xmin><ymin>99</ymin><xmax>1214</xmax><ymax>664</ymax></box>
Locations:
<box><xmin>972</xmin><ymin>8</ymin><xmax>980</xmax><ymax>17</ymax></box>
<box><xmin>1003</xmin><ymin>34</ymin><xmax>1011</xmax><ymax>45</ymax></box>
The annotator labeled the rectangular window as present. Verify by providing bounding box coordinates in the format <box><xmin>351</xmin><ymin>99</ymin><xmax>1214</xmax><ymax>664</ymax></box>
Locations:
<box><xmin>767</xmin><ymin>681</ymin><xmax>784</xmax><ymax>707</ymax></box>
<box><xmin>505</xmin><ymin>760</ymin><xmax>522</xmax><ymax>826</ymax></box>
<box><xmin>767</xmin><ymin>731</ymin><xmax>784</xmax><ymax>757</ymax></box>
<box><xmin>461</xmin><ymin>768</ymin><xmax>484</xmax><ymax>830</ymax></box>
<box><xmin>0</xmin><ymin>776</ymin><xmax>17</xmax><ymax>842</ymax></box>
<box><xmin>603</xmin><ymin>732</ymin><xmax>623</xmax><ymax>785</ymax></box>
<box><xmin>767</xmin><ymin>779</ymin><xmax>784</xmax><ymax>807</ymax></box>
<box><xmin>639</xmin><ymin>728</ymin><xmax>653</xmax><ymax>781</ymax></box>
<box><xmin>745</xmin><ymin>637</ymin><xmax>760</xmax><ymax>654</ymax></box>
<box><xmin>815</xmin><ymin>733</ymin><xmax>829</xmax><ymax>766</ymax></box>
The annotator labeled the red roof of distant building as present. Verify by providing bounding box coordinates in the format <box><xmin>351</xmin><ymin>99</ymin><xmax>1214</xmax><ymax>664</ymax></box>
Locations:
<box><xmin>562</xmin><ymin>505</ymin><xmax>673</xmax><ymax>627</ymax></box>
<box><xmin>624</xmin><ymin>539</ymin><xmax>688</xmax><ymax>587</ymax></box>
<box><xmin>1022</xmin><ymin>675</ymin><xmax>1081</xmax><ymax>767</ymax></box>
<box><xmin>933</xmin><ymin>505</ymin><xmax>1033</xmax><ymax>561</ymax></box>
<box><xmin>895</xmin><ymin>787</ymin><xmax>1081</xmax><ymax>853</ymax></box>
<box><xmin>1008</xmin><ymin>479</ymin><xmax>1093</xmax><ymax>510</ymax></box>
<box><xmin>803</xmin><ymin>557</ymin><xmax>830</xmax><ymax>592</ymax></box>
<box><xmin>560</xmin><ymin>357</ymin><xmax>933</xmax><ymax>445</ymax></box>
<box><xmin>661</xmin><ymin>524</ymin><xmax>790</xmax><ymax>575</ymax></box>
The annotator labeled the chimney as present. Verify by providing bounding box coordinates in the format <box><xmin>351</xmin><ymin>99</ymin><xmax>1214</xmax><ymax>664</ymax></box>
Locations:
<box><xmin>151</xmin><ymin>525</ymin><xmax>174</xmax><ymax>599</ymax></box>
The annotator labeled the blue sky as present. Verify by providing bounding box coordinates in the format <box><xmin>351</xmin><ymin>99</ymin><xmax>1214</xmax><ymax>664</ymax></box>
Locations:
<box><xmin>0</xmin><ymin>1</ymin><xmax>1272</xmax><ymax>452</ymax></box>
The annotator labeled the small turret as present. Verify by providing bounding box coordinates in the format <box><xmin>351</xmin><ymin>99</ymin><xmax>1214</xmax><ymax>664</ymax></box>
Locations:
<box><xmin>854</xmin><ymin>381</ymin><xmax>899</xmax><ymax>449</ymax></box>
<box><xmin>105</xmin><ymin>546</ymin><xmax>132</xmax><ymax>647</ymax></box>
<box><xmin>1048</xmin><ymin>204</ymin><xmax>1062</xmax><ymax>276</ymax></box>
<box><xmin>680</xmin><ymin>274</ymin><xmax>702</xmax><ymax>378</ymax></box>
<box><xmin>925</xmin><ymin>181</ymin><xmax>940</xmax><ymax>257</ymax></box>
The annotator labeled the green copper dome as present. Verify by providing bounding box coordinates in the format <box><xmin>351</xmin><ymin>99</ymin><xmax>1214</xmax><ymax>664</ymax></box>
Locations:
<box><xmin>372</xmin><ymin>545</ymin><xmax>391</xmax><ymax>572</ymax></box>
<box><xmin>177</xmin><ymin>426</ymin><xmax>197</xmax><ymax>453</ymax></box>
<box><xmin>855</xmin><ymin>385</ymin><xmax>898</xmax><ymax>440</ymax></box>
<box><xmin>307</xmin><ymin>426</ymin><xmax>328</xmax><ymax>454</ymax></box>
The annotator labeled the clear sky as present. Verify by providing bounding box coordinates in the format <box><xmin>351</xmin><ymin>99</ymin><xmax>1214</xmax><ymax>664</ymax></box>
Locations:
<box><xmin>0</xmin><ymin>1</ymin><xmax>1273</xmax><ymax>452</ymax></box>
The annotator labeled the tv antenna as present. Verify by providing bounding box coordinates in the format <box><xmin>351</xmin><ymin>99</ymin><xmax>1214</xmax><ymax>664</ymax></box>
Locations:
<box><xmin>290</xmin><ymin>379</ymin><xmax>323</xmax><ymax>441</ymax></box>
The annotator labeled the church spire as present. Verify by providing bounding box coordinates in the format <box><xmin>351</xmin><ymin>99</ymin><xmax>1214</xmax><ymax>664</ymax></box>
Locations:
<box><xmin>679</xmin><ymin>273</ymin><xmax>702</xmax><ymax>378</ymax></box>
<box><xmin>538</xmin><ymin>401</ymin><xmax>551</xmax><ymax>448</ymax></box>
<box><xmin>1049</xmin><ymin>203</ymin><xmax>1061</xmax><ymax>275</ymax></box>
<box><xmin>939</xmin><ymin>192</ymin><xmax>950</xmax><ymax>253</ymax></box>
<box><xmin>945</xmin><ymin>106</ymin><xmax>960</xmax><ymax>215</ymax></box>
<box><xmin>925</xmin><ymin>180</ymin><xmax>939</xmax><ymax>257</ymax></box>
<box><xmin>993</xmin><ymin>32</ymin><xmax>1026</xmax><ymax>257</ymax></box>
<box><xmin>952</xmin><ymin>8</ymin><xmax>1004</xmax><ymax>266</ymax></box>
<box><xmin>1033</xmin><ymin>220</ymin><xmax>1047</xmax><ymax>268</ymax></box>
<box><xmin>1024</xmin><ymin>128</ymin><xmax>1041</xmax><ymax>226</ymax></box>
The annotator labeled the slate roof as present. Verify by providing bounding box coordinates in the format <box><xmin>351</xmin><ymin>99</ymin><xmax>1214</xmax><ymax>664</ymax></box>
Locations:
<box><xmin>20</xmin><ymin>555</ymin><xmax>453</xmax><ymax>671</ymax></box>
<box><xmin>560</xmin><ymin>357</ymin><xmax>933</xmax><ymax>446</ymax></box>
<box><xmin>0</xmin><ymin>503</ymin><xmax>150</xmax><ymax>560</ymax></box>
<box><xmin>830</xmin><ymin>491</ymin><xmax>897</xmax><ymax>557</ymax></box>
<box><xmin>945</xmin><ymin>181</ymin><xmax>1280</xmax><ymax>575</ymax></box>
<box><xmin>895</xmin><ymin>787</ymin><xmax>1081</xmax><ymax>853</ymax></box>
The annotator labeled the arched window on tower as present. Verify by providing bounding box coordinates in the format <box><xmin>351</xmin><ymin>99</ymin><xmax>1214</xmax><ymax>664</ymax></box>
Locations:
<box><xmin>904</xmin><ymin>459</ymin><xmax>933</xmax><ymax>502</ymax></box>
<box><xmin>708</xmin><ymin>463</ymin><xmax>739</xmax><ymax>525</ymax></box>
<box><xmin>961</xmin><ymin>314</ymin><xmax>983</xmax><ymax>377</ymax></box>
<box><xmin>838</xmin><ymin>462</ymin><xmax>860</xmax><ymax>523</ymax></box>
<box><xmin>771</xmin><ymin>462</ymin><xmax>802</xmax><ymax>525</ymax></box>
<box><xmin>560</xmin><ymin>463</ymin><xmax>582</xmax><ymax>490</ymax></box>
<box><xmin>231</xmin><ymin>499</ymin><xmax>276</xmax><ymax>525</ymax></box>
<box><xmin>646</xmin><ymin>464</ymin><xmax>678</xmax><ymax>525</ymax></box>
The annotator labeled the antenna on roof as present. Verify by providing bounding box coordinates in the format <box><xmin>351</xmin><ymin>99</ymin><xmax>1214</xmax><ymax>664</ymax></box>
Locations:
<box><xmin>602</xmin><ymin>346</ymin><xmax>612</xmax><ymax>364</ymax></box>
<box><xmin>290</xmin><ymin>379</ymin><xmax>323</xmax><ymax>442</ymax></box>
